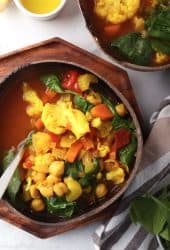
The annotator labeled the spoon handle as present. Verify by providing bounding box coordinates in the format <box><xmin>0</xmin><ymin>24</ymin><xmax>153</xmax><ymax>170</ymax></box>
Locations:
<box><xmin>0</xmin><ymin>146</ymin><xmax>25</xmax><ymax>199</ymax></box>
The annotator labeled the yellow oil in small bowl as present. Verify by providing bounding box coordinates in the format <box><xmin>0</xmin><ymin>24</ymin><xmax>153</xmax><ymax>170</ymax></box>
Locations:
<box><xmin>20</xmin><ymin>0</ymin><xmax>62</xmax><ymax>14</ymax></box>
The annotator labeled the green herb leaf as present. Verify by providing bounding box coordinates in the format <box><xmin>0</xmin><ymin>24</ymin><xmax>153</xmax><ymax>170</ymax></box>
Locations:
<box><xmin>74</xmin><ymin>95</ymin><xmax>94</xmax><ymax>113</ymax></box>
<box><xmin>111</xmin><ymin>32</ymin><xmax>153</xmax><ymax>65</ymax></box>
<box><xmin>112</xmin><ymin>116</ymin><xmax>135</xmax><ymax>131</ymax></box>
<box><xmin>130</xmin><ymin>196</ymin><xmax>167</xmax><ymax>234</ymax></box>
<box><xmin>40</xmin><ymin>74</ymin><xmax>63</xmax><ymax>93</ymax></box>
<box><xmin>119</xmin><ymin>135</ymin><xmax>137</xmax><ymax>166</ymax></box>
<box><xmin>151</xmin><ymin>38</ymin><xmax>170</xmax><ymax>54</ymax></box>
<box><xmin>46</xmin><ymin>197</ymin><xmax>76</xmax><ymax>218</ymax></box>
<box><xmin>145</xmin><ymin>9</ymin><xmax>170</xmax><ymax>41</ymax></box>
<box><xmin>64</xmin><ymin>160</ymin><xmax>84</xmax><ymax>179</ymax></box>
<box><xmin>1</xmin><ymin>149</ymin><xmax>21</xmax><ymax>202</ymax></box>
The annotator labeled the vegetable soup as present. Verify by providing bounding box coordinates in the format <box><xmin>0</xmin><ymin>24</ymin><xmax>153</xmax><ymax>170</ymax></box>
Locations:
<box><xmin>82</xmin><ymin>0</ymin><xmax>170</xmax><ymax>66</ymax></box>
<box><xmin>0</xmin><ymin>64</ymin><xmax>137</xmax><ymax>221</ymax></box>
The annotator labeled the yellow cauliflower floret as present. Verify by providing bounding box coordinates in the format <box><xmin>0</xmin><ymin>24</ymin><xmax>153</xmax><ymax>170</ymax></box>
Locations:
<box><xmin>64</xmin><ymin>177</ymin><xmax>82</xmax><ymax>202</ymax></box>
<box><xmin>78</xmin><ymin>74</ymin><xmax>98</xmax><ymax>91</ymax></box>
<box><xmin>60</xmin><ymin>133</ymin><xmax>76</xmax><ymax>148</ymax></box>
<box><xmin>97</xmin><ymin>121</ymin><xmax>113</xmax><ymax>138</ymax></box>
<box><xmin>86</xmin><ymin>91</ymin><xmax>102</xmax><ymax>105</ymax></box>
<box><xmin>98</xmin><ymin>144</ymin><xmax>110</xmax><ymax>158</ymax></box>
<box><xmin>52</xmin><ymin>148</ymin><xmax>67</xmax><ymax>160</ymax></box>
<box><xmin>154</xmin><ymin>52</ymin><xmax>169</xmax><ymax>64</ymax></box>
<box><xmin>41</xmin><ymin>102</ymin><xmax>89</xmax><ymax>139</ymax></box>
<box><xmin>95</xmin><ymin>0</ymin><xmax>141</xmax><ymax>24</ymax></box>
<box><xmin>32</xmin><ymin>132</ymin><xmax>53</xmax><ymax>155</ymax></box>
<box><xmin>33</xmin><ymin>153</ymin><xmax>54</xmax><ymax>174</ymax></box>
<box><xmin>132</xmin><ymin>16</ymin><xmax>144</xmax><ymax>32</ymax></box>
<box><xmin>106</xmin><ymin>167</ymin><xmax>125</xmax><ymax>184</ymax></box>
<box><xmin>23</xmin><ymin>82</ymin><xmax>43</xmax><ymax>118</ymax></box>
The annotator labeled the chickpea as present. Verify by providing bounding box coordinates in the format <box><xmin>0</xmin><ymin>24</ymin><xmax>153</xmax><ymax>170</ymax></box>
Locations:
<box><xmin>30</xmin><ymin>184</ymin><xmax>40</xmax><ymax>199</ymax></box>
<box><xmin>95</xmin><ymin>184</ymin><xmax>108</xmax><ymax>198</ymax></box>
<box><xmin>49</xmin><ymin>161</ymin><xmax>65</xmax><ymax>177</ymax></box>
<box><xmin>31</xmin><ymin>199</ymin><xmax>45</xmax><ymax>212</ymax></box>
<box><xmin>32</xmin><ymin>171</ymin><xmax>46</xmax><ymax>183</ymax></box>
<box><xmin>115</xmin><ymin>103</ymin><xmax>127</xmax><ymax>117</ymax></box>
<box><xmin>46</xmin><ymin>175</ymin><xmax>61</xmax><ymax>185</ymax></box>
<box><xmin>53</xmin><ymin>182</ymin><xmax>68</xmax><ymax>197</ymax></box>
<box><xmin>38</xmin><ymin>185</ymin><xmax>53</xmax><ymax>198</ymax></box>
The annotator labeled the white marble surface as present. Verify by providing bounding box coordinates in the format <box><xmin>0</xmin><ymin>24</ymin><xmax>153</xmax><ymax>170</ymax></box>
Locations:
<box><xmin>0</xmin><ymin>0</ymin><xmax>169</xmax><ymax>249</ymax></box>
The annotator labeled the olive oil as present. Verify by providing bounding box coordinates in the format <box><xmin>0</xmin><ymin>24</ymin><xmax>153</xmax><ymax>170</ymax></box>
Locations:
<box><xmin>21</xmin><ymin>0</ymin><xmax>61</xmax><ymax>14</ymax></box>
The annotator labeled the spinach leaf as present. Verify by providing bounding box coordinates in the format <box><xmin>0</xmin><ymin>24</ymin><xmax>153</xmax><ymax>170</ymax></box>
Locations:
<box><xmin>111</xmin><ymin>32</ymin><xmax>153</xmax><ymax>65</ymax></box>
<box><xmin>102</xmin><ymin>96</ymin><xmax>116</xmax><ymax>115</ymax></box>
<box><xmin>46</xmin><ymin>197</ymin><xmax>76</xmax><ymax>218</ymax></box>
<box><xmin>119</xmin><ymin>135</ymin><xmax>137</xmax><ymax>166</ymax></box>
<box><xmin>112</xmin><ymin>116</ymin><xmax>135</xmax><ymax>131</ymax></box>
<box><xmin>151</xmin><ymin>38</ymin><xmax>170</xmax><ymax>54</ymax></box>
<box><xmin>64</xmin><ymin>160</ymin><xmax>84</xmax><ymax>179</ymax></box>
<box><xmin>145</xmin><ymin>10</ymin><xmax>170</xmax><ymax>41</ymax></box>
<box><xmin>130</xmin><ymin>195</ymin><xmax>167</xmax><ymax>234</ymax></box>
<box><xmin>40</xmin><ymin>74</ymin><xmax>63</xmax><ymax>93</ymax></box>
<box><xmin>1</xmin><ymin>149</ymin><xmax>21</xmax><ymax>202</ymax></box>
<box><xmin>79</xmin><ymin>158</ymin><xmax>100</xmax><ymax>187</ymax></box>
<box><xmin>74</xmin><ymin>95</ymin><xmax>94</xmax><ymax>113</ymax></box>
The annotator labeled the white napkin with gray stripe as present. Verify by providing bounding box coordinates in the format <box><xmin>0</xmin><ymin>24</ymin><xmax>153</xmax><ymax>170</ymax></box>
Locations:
<box><xmin>93</xmin><ymin>96</ymin><xmax>170</xmax><ymax>250</ymax></box>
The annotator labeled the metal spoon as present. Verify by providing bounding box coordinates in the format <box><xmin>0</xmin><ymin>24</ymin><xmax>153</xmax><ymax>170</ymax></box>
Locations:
<box><xmin>0</xmin><ymin>131</ymin><xmax>34</xmax><ymax>199</ymax></box>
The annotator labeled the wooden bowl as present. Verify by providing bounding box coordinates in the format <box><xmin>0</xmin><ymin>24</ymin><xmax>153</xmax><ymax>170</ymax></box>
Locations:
<box><xmin>0</xmin><ymin>38</ymin><xmax>143</xmax><ymax>238</ymax></box>
<box><xmin>78</xmin><ymin>0</ymin><xmax>170</xmax><ymax>72</ymax></box>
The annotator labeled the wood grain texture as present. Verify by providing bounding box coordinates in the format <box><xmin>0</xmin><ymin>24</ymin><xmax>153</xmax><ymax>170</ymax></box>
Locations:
<box><xmin>0</xmin><ymin>37</ymin><xmax>143</xmax><ymax>238</ymax></box>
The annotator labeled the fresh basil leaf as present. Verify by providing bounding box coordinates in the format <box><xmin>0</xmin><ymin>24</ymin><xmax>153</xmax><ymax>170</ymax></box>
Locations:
<box><xmin>40</xmin><ymin>74</ymin><xmax>63</xmax><ymax>93</ymax></box>
<box><xmin>1</xmin><ymin>149</ymin><xmax>21</xmax><ymax>202</ymax></box>
<box><xmin>112</xmin><ymin>116</ymin><xmax>135</xmax><ymax>131</ymax></box>
<box><xmin>130</xmin><ymin>196</ymin><xmax>167</xmax><ymax>234</ymax></box>
<box><xmin>74</xmin><ymin>95</ymin><xmax>94</xmax><ymax>113</ymax></box>
<box><xmin>119</xmin><ymin>135</ymin><xmax>137</xmax><ymax>166</ymax></box>
<box><xmin>145</xmin><ymin>10</ymin><xmax>170</xmax><ymax>41</ymax></box>
<box><xmin>46</xmin><ymin>197</ymin><xmax>76</xmax><ymax>218</ymax></box>
<box><xmin>111</xmin><ymin>32</ymin><xmax>153</xmax><ymax>65</ymax></box>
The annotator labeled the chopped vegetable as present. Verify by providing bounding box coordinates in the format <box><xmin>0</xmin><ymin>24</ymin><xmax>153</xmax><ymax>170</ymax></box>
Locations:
<box><xmin>91</xmin><ymin>104</ymin><xmax>113</xmax><ymax>120</ymax></box>
<box><xmin>78</xmin><ymin>73</ymin><xmax>98</xmax><ymax>91</ymax></box>
<box><xmin>114</xmin><ymin>128</ymin><xmax>131</xmax><ymax>150</ymax></box>
<box><xmin>74</xmin><ymin>95</ymin><xmax>94</xmax><ymax>113</ymax></box>
<box><xmin>111</xmin><ymin>32</ymin><xmax>153</xmax><ymax>65</ymax></box>
<box><xmin>64</xmin><ymin>160</ymin><xmax>84</xmax><ymax>179</ymax></box>
<box><xmin>119</xmin><ymin>135</ymin><xmax>137</xmax><ymax>166</ymax></box>
<box><xmin>66</xmin><ymin>140</ymin><xmax>83</xmax><ymax>163</ymax></box>
<box><xmin>62</xmin><ymin>70</ymin><xmax>82</xmax><ymax>93</ymax></box>
<box><xmin>40</xmin><ymin>74</ymin><xmax>63</xmax><ymax>93</ymax></box>
<box><xmin>112</xmin><ymin>116</ymin><xmax>135</xmax><ymax>130</ymax></box>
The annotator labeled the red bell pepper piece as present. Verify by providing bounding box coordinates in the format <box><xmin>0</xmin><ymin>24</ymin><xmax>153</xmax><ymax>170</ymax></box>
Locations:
<box><xmin>62</xmin><ymin>70</ymin><xmax>82</xmax><ymax>93</ymax></box>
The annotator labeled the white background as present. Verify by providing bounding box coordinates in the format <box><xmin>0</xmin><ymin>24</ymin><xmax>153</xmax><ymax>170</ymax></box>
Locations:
<box><xmin>0</xmin><ymin>0</ymin><xmax>169</xmax><ymax>249</ymax></box>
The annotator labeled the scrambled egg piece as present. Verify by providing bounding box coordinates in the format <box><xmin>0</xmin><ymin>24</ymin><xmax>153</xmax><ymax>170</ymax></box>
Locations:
<box><xmin>95</xmin><ymin>0</ymin><xmax>141</xmax><ymax>24</ymax></box>
<box><xmin>41</xmin><ymin>102</ymin><xmax>90</xmax><ymax>139</ymax></box>
<box><xmin>154</xmin><ymin>52</ymin><xmax>169</xmax><ymax>64</ymax></box>
<box><xmin>23</xmin><ymin>83</ymin><xmax>43</xmax><ymax>118</ymax></box>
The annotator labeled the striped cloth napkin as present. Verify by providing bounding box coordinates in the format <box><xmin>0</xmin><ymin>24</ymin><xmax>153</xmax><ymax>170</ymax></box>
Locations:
<box><xmin>93</xmin><ymin>96</ymin><xmax>170</xmax><ymax>250</ymax></box>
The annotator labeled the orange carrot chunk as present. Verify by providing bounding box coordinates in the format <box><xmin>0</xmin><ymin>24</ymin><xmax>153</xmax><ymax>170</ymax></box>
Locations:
<box><xmin>35</xmin><ymin>118</ymin><xmax>44</xmax><ymax>130</ymax></box>
<box><xmin>66</xmin><ymin>140</ymin><xmax>83</xmax><ymax>163</ymax></box>
<box><xmin>91</xmin><ymin>104</ymin><xmax>113</xmax><ymax>120</ymax></box>
<box><xmin>45</xmin><ymin>88</ymin><xmax>57</xmax><ymax>99</ymax></box>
